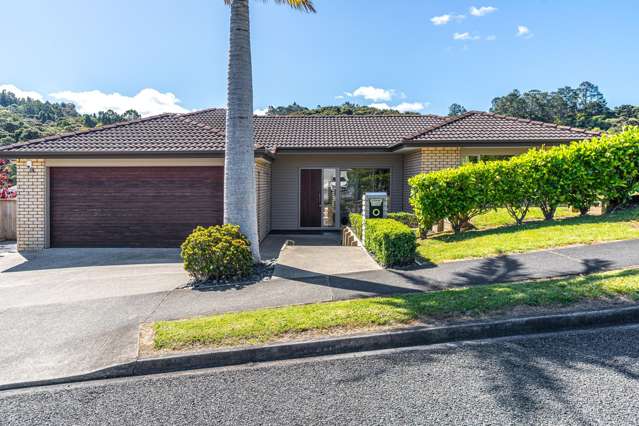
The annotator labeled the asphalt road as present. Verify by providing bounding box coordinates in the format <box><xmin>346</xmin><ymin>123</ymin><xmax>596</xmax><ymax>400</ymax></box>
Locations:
<box><xmin>3</xmin><ymin>325</ymin><xmax>639</xmax><ymax>425</ymax></box>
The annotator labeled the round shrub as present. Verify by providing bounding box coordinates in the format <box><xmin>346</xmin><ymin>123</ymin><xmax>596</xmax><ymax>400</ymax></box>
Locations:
<box><xmin>181</xmin><ymin>224</ymin><xmax>254</xmax><ymax>283</ymax></box>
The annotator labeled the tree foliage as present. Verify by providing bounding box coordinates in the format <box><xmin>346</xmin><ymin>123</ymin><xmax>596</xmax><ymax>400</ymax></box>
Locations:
<box><xmin>0</xmin><ymin>89</ymin><xmax>141</xmax><ymax>146</ymax></box>
<box><xmin>490</xmin><ymin>81</ymin><xmax>638</xmax><ymax>131</ymax></box>
<box><xmin>264</xmin><ymin>102</ymin><xmax>420</xmax><ymax>116</ymax></box>
<box><xmin>448</xmin><ymin>103</ymin><xmax>467</xmax><ymax>116</ymax></box>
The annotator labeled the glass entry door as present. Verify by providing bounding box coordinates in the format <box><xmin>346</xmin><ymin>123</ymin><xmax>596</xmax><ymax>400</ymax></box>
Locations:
<box><xmin>300</xmin><ymin>168</ymin><xmax>338</xmax><ymax>228</ymax></box>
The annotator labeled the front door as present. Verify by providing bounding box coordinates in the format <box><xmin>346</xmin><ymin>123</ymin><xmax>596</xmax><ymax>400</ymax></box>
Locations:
<box><xmin>300</xmin><ymin>169</ymin><xmax>322</xmax><ymax>227</ymax></box>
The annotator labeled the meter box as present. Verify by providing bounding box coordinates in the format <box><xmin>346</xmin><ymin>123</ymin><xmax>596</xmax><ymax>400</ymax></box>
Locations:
<box><xmin>361</xmin><ymin>192</ymin><xmax>388</xmax><ymax>242</ymax></box>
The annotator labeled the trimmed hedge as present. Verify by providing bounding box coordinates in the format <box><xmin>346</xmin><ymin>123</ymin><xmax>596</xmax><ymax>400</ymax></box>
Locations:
<box><xmin>349</xmin><ymin>213</ymin><xmax>363</xmax><ymax>240</ymax></box>
<box><xmin>349</xmin><ymin>213</ymin><xmax>416</xmax><ymax>266</ymax></box>
<box><xmin>181</xmin><ymin>224</ymin><xmax>254</xmax><ymax>282</ymax></box>
<box><xmin>409</xmin><ymin>127</ymin><xmax>639</xmax><ymax>232</ymax></box>
<box><xmin>387</xmin><ymin>212</ymin><xmax>419</xmax><ymax>228</ymax></box>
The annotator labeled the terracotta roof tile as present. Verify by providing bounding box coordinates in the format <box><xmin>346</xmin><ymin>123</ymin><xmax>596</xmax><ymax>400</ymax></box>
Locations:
<box><xmin>0</xmin><ymin>108</ymin><xmax>599</xmax><ymax>156</ymax></box>
<box><xmin>2</xmin><ymin>114</ymin><xmax>226</xmax><ymax>154</ymax></box>
<box><xmin>403</xmin><ymin>111</ymin><xmax>600</xmax><ymax>144</ymax></box>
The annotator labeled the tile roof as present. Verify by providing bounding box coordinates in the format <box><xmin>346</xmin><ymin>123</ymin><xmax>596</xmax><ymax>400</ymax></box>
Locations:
<box><xmin>0</xmin><ymin>108</ymin><xmax>600</xmax><ymax>156</ymax></box>
<box><xmin>1</xmin><ymin>114</ymin><xmax>226</xmax><ymax>154</ymax></box>
<box><xmin>182</xmin><ymin>108</ymin><xmax>446</xmax><ymax>149</ymax></box>
<box><xmin>402</xmin><ymin>111</ymin><xmax>600</xmax><ymax>144</ymax></box>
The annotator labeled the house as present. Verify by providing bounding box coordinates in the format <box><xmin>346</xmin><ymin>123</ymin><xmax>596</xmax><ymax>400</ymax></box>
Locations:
<box><xmin>0</xmin><ymin>109</ymin><xmax>599</xmax><ymax>250</ymax></box>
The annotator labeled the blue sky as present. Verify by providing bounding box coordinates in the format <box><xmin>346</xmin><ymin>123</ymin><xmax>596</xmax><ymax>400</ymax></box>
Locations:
<box><xmin>2</xmin><ymin>0</ymin><xmax>638</xmax><ymax>116</ymax></box>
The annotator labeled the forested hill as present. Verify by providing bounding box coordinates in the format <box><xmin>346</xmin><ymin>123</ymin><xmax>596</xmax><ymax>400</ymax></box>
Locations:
<box><xmin>267</xmin><ymin>82</ymin><xmax>639</xmax><ymax>132</ymax></box>
<box><xmin>0</xmin><ymin>90</ymin><xmax>141</xmax><ymax>147</ymax></box>
<box><xmin>263</xmin><ymin>102</ymin><xmax>419</xmax><ymax>116</ymax></box>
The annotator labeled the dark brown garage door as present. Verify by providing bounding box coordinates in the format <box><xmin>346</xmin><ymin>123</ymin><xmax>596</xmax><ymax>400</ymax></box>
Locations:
<box><xmin>50</xmin><ymin>167</ymin><xmax>223</xmax><ymax>247</ymax></box>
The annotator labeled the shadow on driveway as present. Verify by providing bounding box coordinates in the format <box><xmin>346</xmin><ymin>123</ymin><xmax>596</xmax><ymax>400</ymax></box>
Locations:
<box><xmin>1</xmin><ymin>247</ymin><xmax>183</xmax><ymax>273</ymax></box>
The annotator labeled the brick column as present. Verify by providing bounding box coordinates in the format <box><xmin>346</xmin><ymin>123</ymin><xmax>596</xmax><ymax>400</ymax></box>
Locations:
<box><xmin>16</xmin><ymin>159</ymin><xmax>48</xmax><ymax>250</ymax></box>
<box><xmin>403</xmin><ymin>147</ymin><xmax>461</xmax><ymax>210</ymax></box>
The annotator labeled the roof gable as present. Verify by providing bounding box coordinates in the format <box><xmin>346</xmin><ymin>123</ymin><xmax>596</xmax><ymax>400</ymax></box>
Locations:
<box><xmin>402</xmin><ymin>111</ymin><xmax>600</xmax><ymax>144</ymax></box>
<box><xmin>2</xmin><ymin>114</ymin><xmax>226</xmax><ymax>155</ymax></box>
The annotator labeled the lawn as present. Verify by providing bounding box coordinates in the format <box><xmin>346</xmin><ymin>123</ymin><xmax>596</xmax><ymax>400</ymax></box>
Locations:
<box><xmin>153</xmin><ymin>268</ymin><xmax>639</xmax><ymax>351</ymax></box>
<box><xmin>470</xmin><ymin>207</ymin><xmax>578</xmax><ymax>229</ymax></box>
<box><xmin>418</xmin><ymin>206</ymin><xmax>639</xmax><ymax>264</ymax></box>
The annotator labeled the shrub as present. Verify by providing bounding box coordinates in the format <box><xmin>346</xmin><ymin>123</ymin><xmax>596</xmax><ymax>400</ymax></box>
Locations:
<box><xmin>387</xmin><ymin>212</ymin><xmax>419</xmax><ymax>228</ymax></box>
<box><xmin>349</xmin><ymin>213</ymin><xmax>363</xmax><ymax>240</ymax></box>
<box><xmin>562</xmin><ymin>141</ymin><xmax>600</xmax><ymax>216</ymax></box>
<box><xmin>409</xmin><ymin>161</ymin><xmax>495</xmax><ymax>234</ymax></box>
<box><xmin>181</xmin><ymin>224</ymin><xmax>254</xmax><ymax>282</ymax></box>
<box><xmin>364</xmin><ymin>218</ymin><xmax>417</xmax><ymax>266</ymax></box>
<box><xmin>519</xmin><ymin>148</ymin><xmax>567</xmax><ymax>221</ymax></box>
<box><xmin>409</xmin><ymin>127</ymin><xmax>639</xmax><ymax>231</ymax></box>
<box><xmin>491</xmin><ymin>158</ymin><xmax>535</xmax><ymax>225</ymax></box>
<box><xmin>593</xmin><ymin>127</ymin><xmax>639</xmax><ymax>210</ymax></box>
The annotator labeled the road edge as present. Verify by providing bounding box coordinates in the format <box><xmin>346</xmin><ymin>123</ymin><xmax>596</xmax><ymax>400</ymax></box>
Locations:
<box><xmin>3</xmin><ymin>304</ymin><xmax>639</xmax><ymax>391</ymax></box>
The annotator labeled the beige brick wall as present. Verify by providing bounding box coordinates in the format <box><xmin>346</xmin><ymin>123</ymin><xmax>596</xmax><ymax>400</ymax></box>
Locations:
<box><xmin>16</xmin><ymin>159</ymin><xmax>48</xmax><ymax>250</ymax></box>
<box><xmin>255</xmin><ymin>160</ymin><xmax>272</xmax><ymax>241</ymax></box>
<box><xmin>403</xmin><ymin>147</ymin><xmax>461</xmax><ymax>210</ymax></box>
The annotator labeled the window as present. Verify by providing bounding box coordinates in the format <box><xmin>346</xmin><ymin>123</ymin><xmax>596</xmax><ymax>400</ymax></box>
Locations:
<box><xmin>464</xmin><ymin>154</ymin><xmax>514</xmax><ymax>164</ymax></box>
<box><xmin>339</xmin><ymin>168</ymin><xmax>390</xmax><ymax>225</ymax></box>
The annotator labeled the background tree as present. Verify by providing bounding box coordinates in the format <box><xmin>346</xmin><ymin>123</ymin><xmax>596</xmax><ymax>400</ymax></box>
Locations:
<box><xmin>265</xmin><ymin>101</ymin><xmax>417</xmax><ymax>116</ymax></box>
<box><xmin>0</xmin><ymin>91</ymin><xmax>141</xmax><ymax>146</ymax></box>
<box><xmin>448</xmin><ymin>103</ymin><xmax>467</xmax><ymax>116</ymax></box>
<box><xmin>490</xmin><ymin>81</ymin><xmax>619</xmax><ymax>130</ymax></box>
<box><xmin>222</xmin><ymin>0</ymin><xmax>315</xmax><ymax>261</ymax></box>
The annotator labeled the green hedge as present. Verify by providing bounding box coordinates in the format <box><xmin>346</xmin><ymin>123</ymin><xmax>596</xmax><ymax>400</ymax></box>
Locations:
<box><xmin>409</xmin><ymin>127</ymin><xmax>639</xmax><ymax>232</ymax></box>
<box><xmin>387</xmin><ymin>212</ymin><xmax>419</xmax><ymax>228</ymax></box>
<box><xmin>349</xmin><ymin>213</ymin><xmax>363</xmax><ymax>240</ymax></box>
<box><xmin>181</xmin><ymin>224</ymin><xmax>254</xmax><ymax>282</ymax></box>
<box><xmin>349</xmin><ymin>213</ymin><xmax>416</xmax><ymax>266</ymax></box>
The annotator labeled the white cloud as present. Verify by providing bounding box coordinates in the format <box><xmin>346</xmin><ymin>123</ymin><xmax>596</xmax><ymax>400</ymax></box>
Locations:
<box><xmin>430</xmin><ymin>14</ymin><xmax>465</xmax><ymax>26</ymax></box>
<box><xmin>369</xmin><ymin>103</ymin><xmax>392</xmax><ymax>110</ymax></box>
<box><xmin>351</xmin><ymin>86</ymin><xmax>394</xmax><ymax>102</ymax></box>
<box><xmin>453</xmin><ymin>32</ymin><xmax>480</xmax><ymax>41</ymax></box>
<box><xmin>516</xmin><ymin>25</ymin><xmax>533</xmax><ymax>38</ymax></box>
<box><xmin>0</xmin><ymin>84</ymin><xmax>44</xmax><ymax>101</ymax></box>
<box><xmin>394</xmin><ymin>102</ymin><xmax>427</xmax><ymax>113</ymax></box>
<box><xmin>485</xmin><ymin>35</ymin><xmax>497</xmax><ymax>41</ymax></box>
<box><xmin>469</xmin><ymin>6</ymin><xmax>497</xmax><ymax>16</ymax></box>
<box><xmin>49</xmin><ymin>88</ymin><xmax>189</xmax><ymax>117</ymax></box>
<box><xmin>369</xmin><ymin>102</ymin><xmax>426</xmax><ymax>113</ymax></box>
<box><xmin>254</xmin><ymin>108</ymin><xmax>268</xmax><ymax>116</ymax></box>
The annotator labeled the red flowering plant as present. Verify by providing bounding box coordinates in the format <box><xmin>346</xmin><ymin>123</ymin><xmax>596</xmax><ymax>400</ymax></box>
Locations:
<box><xmin>0</xmin><ymin>159</ymin><xmax>16</xmax><ymax>199</ymax></box>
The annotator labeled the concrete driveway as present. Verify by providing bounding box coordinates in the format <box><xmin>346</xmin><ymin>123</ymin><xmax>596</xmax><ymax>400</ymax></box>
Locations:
<box><xmin>0</xmin><ymin>245</ymin><xmax>191</xmax><ymax>386</ymax></box>
<box><xmin>3</xmin><ymin>236</ymin><xmax>639</xmax><ymax>388</ymax></box>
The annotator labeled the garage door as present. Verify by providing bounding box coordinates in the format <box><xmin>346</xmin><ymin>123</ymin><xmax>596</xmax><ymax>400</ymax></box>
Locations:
<box><xmin>50</xmin><ymin>167</ymin><xmax>223</xmax><ymax>247</ymax></box>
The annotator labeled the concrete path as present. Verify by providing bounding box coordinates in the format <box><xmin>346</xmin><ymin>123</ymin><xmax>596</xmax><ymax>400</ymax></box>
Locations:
<box><xmin>2</xmin><ymin>237</ymin><xmax>639</xmax><ymax>387</ymax></box>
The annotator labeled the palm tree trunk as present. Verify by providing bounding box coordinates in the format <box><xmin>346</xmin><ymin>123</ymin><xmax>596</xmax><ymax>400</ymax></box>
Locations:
<box><xmin>225</xmin><ymin>0</ymin><xmax>261</xmax><ymax>261</ymax></box>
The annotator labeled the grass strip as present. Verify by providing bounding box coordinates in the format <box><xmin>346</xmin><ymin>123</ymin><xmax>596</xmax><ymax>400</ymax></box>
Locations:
<box><xmin>153</xmin><ymin>268</ymin><xmax>639</xmax><ymax>351</ymax></box>
<box><xmin>470</xmin><ymin>207</ymin><xmax>577</xmax><ymax>229</ymax></box>
<box><xmin>418</xmin><ymin>207</ymin><xmax>639</xmax><ymax>264</ymax></box>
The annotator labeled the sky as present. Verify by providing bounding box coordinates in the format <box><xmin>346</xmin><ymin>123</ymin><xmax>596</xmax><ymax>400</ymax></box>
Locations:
<box><xmin>2</xmin><ymin>0</ymin><xmax>638</xmax><ymax>116</ymax></box>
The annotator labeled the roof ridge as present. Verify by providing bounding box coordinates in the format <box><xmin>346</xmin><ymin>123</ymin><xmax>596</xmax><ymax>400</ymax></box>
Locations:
<box><xmin>0</xmin><ymin>113</ymin><xmax>176</xmax><ymax>152</ymax></box>
<box><xmin>255</xmin><ymin>114</ymin><xmax>442</xmax><ymax>119</ymax></box>
<box><xmin>181</xmin><ymin>107</ymin><xmax>444</xmax><ymax>120</ymax></box>
<box><xmin>174</xmin><ymin>115</ymin><xmax>226</xmax><ymax>135</ymax></box>
<box><xmin>475</xmin><ymin>111</ymin><xmax>601</xmax><ymax>136</ymax></box>
<box><xmin>402</xmin><ymin>111</ymin><xmax>477</xmax><ymax>141</ymax></box>
<box><xmin>179</xmin><ymin>107</ymin><xmax>226</xmax><ymax>118</ymax></box>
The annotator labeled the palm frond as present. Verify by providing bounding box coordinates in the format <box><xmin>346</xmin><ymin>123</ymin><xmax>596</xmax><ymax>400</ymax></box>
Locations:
<box><xmin>274</xmin><ymin>0</ymin><xmax>316</xmax><ymax>12</ymax></box>
<box><xmin>224</xmin><ymin>0</ymin><xmax>316</xmax><ymax>13</ymax></box>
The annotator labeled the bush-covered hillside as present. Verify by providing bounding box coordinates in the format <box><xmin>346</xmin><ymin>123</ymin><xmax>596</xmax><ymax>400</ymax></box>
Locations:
<box><xmin>0</xmin><ymin>90</ymin><xmax>140</xmax><ymax>147</ymax></box>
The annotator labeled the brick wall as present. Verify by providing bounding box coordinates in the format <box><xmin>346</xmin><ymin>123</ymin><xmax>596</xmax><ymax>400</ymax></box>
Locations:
<box><xmin>402</xmin><ymin>147</ymin><xmax>461</xmax><ymax>210</ymax></box>
<box><xmin>255</xmin><ymin>160</ymin><xmax>272</xmax><ymax>241</ymax></box>
<box><xmin>16</xmin><ymin>159</ymin><xmax>48</xmax><ymax>250</ymax></box>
